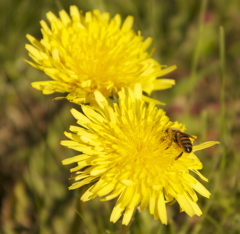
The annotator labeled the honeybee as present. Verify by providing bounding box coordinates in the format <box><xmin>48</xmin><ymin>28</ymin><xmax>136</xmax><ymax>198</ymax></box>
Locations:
<box><xmin>166</xmin><ymin>129</ymin><xmax>195</xmax><ymax>160</ymax></box>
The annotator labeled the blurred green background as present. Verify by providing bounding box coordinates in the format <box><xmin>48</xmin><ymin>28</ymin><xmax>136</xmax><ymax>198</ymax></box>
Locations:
<box><xmin>0</xmin><ymin>0</ymin><xmax>239</xmax><ymax>233</ymax></box>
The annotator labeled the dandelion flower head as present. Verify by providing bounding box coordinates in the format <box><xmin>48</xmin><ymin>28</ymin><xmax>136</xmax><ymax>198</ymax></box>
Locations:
<box><xmin>25</xmin><ymin>6</ymin><xmax>176</xmax><ymax>104</ymax></box>
<box><xmin>61</xmin><ymin>84</ymin><xmax>219</xmax><ymax>225</ymax></box>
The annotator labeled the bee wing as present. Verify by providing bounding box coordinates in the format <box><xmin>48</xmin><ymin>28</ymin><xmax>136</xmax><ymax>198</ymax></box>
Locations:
<box><xmin>188</xmin><ymin>134</ymin><xmax>197</xmax><ymax>140</ymax></box>
<box><xmin>168</xmin><ymin>128</ymin><xmax>197</xmax><ymax>140</ymax></box>
<box><xmin>180</xmin><ymin>132</ymin><xmax>197</xmax><ymax>140</ymax></box>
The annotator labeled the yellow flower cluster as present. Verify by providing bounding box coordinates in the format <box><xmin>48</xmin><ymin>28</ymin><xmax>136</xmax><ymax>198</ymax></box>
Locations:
<box><xmin>25</xmin><ymin>5</ymin><xmax>175</xmax><ymax>104</ymax></box>
<box><xmin>26</xmin><ymin>5</ymin><xmax>219</xmax><ymax>226</ymax></box>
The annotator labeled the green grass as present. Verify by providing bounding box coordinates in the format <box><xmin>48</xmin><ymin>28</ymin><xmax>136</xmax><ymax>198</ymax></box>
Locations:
<box><xmin>1</xmin><ymin>0</ymin><xmax>240</xmax><ymax>233</ymax></box>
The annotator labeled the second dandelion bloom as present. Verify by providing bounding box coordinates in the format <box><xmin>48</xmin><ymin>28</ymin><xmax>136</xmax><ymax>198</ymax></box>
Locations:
<box><xmin>25</xmin><ymin>5</ymin><xmax>176</xmax><ymax>104</ymax></box>
<box><xmin>61</xmin><ymin>84</ymin><xmax>219</xmax><ymax>225</ymax></box>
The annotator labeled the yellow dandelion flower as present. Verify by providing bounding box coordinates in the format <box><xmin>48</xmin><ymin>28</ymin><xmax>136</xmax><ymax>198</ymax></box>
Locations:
<box><xmin>25</xmin><ymin>5</ymin><xmax>176</xmax><ymax>104</ymax></box>
<box><xmin>61</xmin><ymin>84</ymin><xmax>219</xmax><ymax>225</ymax></box>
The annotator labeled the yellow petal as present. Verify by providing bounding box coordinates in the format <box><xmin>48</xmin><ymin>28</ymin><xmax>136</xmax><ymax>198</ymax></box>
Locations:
<box><xmin>122</xmin><ymin>16</ymin><xmax>134</xmax><ymax>31</ymax></box>
<box><xmin>156</xmin><ymin>65</ymin><xmax>177</xmax><ymax>77</ymax></box>
<box><xmin>70</xmin><ymin>108</ymin><xmax>92</xmax><ymax>124</ymax></box>
<box><xmin>122</xmin><ymin>209</ymin><xmax>134</xmax><ymax>225</ymax></box>
<box><xmin>110</xmin><ymin>203</ymin><xmax>124</xmax><ymax>223</ymax></box>
<box><xmin>61</xmin><ymin>154</ymin><xmax>91</xmax><ymax>165</ymax></box>
<box><xmin>81</xmin><ymin>105</ymin><xmax>106</xmax><ymax>124</ymax></box>
<box><xmin>142</xmin><ymin>95</ymin><xmax>165</xmax><ymax>105</ymax></box>
<box><xmin>157</xmin><ymin>191</ymin><xmax>167</xmax><ymax>224</ymax></box>
<box><xmin>193</xmin><ymin>141</ymin><xmax>220</xmax><ymax>152</ymax></box>
<box><xmin>152</xmin><ymin>79</ymin><xmax>176</xmax><ymax>90</ymax></box>
<box><xmin>59</xmin><ymin>9</ymin><xmax>71</xmax><ymax>26</ymax></box>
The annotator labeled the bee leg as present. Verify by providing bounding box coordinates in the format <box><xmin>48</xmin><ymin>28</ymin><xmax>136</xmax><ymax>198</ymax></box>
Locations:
<box><xmin>175</xmin><ymin>152</ymin><xmax>183</xmax><ymax>160</ymax></box>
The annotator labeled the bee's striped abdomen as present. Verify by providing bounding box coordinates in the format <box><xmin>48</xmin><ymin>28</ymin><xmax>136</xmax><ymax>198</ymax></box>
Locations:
<box><xmin>178</xmin><ymin>134</ymin><xmax>192</xmax><ymax>153</ymax></box>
